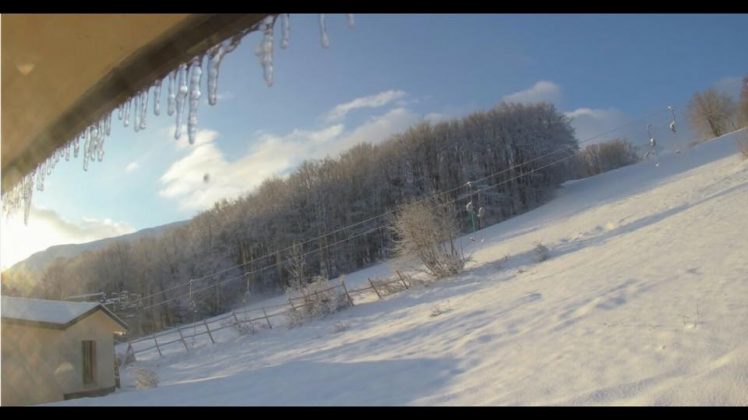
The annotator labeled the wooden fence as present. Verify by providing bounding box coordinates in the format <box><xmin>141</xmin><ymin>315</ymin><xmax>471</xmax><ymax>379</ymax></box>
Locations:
<box><xmin>123</xmin><ymin>272</ymin><xmax>412</xmax><ymax>361</ymax></box>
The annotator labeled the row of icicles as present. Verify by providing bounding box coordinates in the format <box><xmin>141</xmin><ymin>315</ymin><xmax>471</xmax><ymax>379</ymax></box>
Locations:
<box><xmin>3</xmin><ymin>14</ymin><xmax>355</xmax><ymax>225</ymax></box>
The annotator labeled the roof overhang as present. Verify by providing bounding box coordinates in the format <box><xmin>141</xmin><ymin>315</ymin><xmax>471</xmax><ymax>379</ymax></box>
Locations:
<box><xmin>2</xmin><ymin>13</ymin><xmax>271</xmax><ymax>193</ymax></box>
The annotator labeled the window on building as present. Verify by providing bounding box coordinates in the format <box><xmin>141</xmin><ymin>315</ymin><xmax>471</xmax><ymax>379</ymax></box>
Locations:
<box><xmin>82</xmin><ymin>340</ymin><xmax>96</xmax><ymax>384</ymax></box>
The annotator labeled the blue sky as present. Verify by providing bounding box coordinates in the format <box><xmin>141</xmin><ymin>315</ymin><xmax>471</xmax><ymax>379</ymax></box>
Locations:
<box><xmin>3</xmin><ymin>13</ymin><xmax>747</xmax><ymax>268</ymax></box>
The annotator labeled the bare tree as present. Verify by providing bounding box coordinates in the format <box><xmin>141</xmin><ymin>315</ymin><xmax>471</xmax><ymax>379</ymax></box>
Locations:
<box><xmin>391</xmin><ymin>197</ymin><xmax>466</xmax><ymax>279</ymax></box>
<box><xmin>573</xmin><ymin>138</ymin><xmax>640</xmax><ymax>178</ymax></box>
<box><xmin>286</xmin><ymin>241</ymin><xmax>307</xmax><ymax>291</ymax></box>
<box><xmin>688</xmin><ymin>88</ymin><xmax>737</xmax><ymax>139</ymax></box>
<box><xmin>738</xmin><ymin>76</ymin><xmax>748</xmax><ymax>129</ymax></box>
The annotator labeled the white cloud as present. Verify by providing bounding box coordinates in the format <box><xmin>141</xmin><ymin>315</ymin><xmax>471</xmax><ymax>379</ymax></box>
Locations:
<box><xmin>159</xmin><ymin>107</ymin><xmax>420</xmax><ymax>212</ymax></box>
<box><xmin>125</xmin><ymin>161</ymin><xmax>140</xmax><ymax>172</ymax></box>
<box><xmin>326</xmin><ymin>90</ymin><xmax>407</xmax><ymax>122</ymax></box>
<box><xmin>502</xmin><ymin>81</ymin><xmax>562</xmax><ymax>105</ymax></box>
<box><xmin>565</xmin><ymin>107</ymin><xmax>630</xmax><ymax>144</ymax></box>
<box><xmin>1</xmin><ymin>207</ymin><xmax>135</xmax><ymax>269</ymax></box>
<box><xmin>334</xmin><ymin>107</ymin><xmax>420</xmax><ymax>153</ymax></box>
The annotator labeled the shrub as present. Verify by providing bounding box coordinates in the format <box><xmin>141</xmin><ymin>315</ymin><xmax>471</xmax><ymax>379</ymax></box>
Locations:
<box><xmin>133</xmin><ymin>368</ymin><xmax>159</xmax><ymax>389</ymax></box>
<box><xmin>286</xmin><ymin>277</ymin><xmax>352</xmax><ymax>327</ymax></box>
<box><xmin>430</xmin><ymin>302</ymin><xmax>452</xmax><ymax>317</ymax></box>
<box><xmin>223</xmin><ymin>317</ymin><xmax>257</xmax><ymax>336</ymax></box>
<box><xmin>370</xmin><ymin>277</ymin><xmax>408</xmax><ymax>297</ymax></box>
<box><xmin>391</xmin><ymin>197</ymin><xmax>467</xmax><ymax>279</ymax></box>
<box><xmin>533</xmin><ymin>242</ymin><xmax>550</xmax><ymax>263</ymax></box>
<box><xmin>332</xmin><ymin>322</ymin><xmax>351</xmax><ymax>333</ymax></box>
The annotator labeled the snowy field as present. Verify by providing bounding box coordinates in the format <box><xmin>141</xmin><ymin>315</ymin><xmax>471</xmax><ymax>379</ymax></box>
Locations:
<box><xmin>57</xmin><ymin>129</ymin><xmax>748</xmax><ymax>405</ymax></box>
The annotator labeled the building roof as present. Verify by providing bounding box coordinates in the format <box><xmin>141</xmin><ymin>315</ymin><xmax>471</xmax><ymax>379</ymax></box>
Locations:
<box><xmin>65</xmin><ymin>292</ymin><xmax>106</xmax><ymax>301</ymax></box>
<box><xmin>1</xmin><ymin>295</ymin><xmax>128</xmax><ymax>331</ymax></box>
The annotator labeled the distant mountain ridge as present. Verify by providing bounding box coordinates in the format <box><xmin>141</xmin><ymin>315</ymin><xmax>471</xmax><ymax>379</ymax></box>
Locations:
<box><xmin>6</xmin><ymin>220</ymin><xmax>187</xmax><ymax>277</ymax></box>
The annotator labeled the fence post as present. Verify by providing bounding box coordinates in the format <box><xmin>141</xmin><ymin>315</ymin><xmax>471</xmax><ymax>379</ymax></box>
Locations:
<box><xmin>262</xmin><ymin>308</ymin><xmax>273</xmax><ymax>329</ymax></box>
<box><xmin>396</xmin><ymin>271</ymin><xmax>409</xmax><ymax>289</ymax></box>
<box><xmin>153</xmin><ymin>335</ymin><xmax>163</xmax><ymax>357</ymax></box>
<box><xmin>369</xmin><ymin>279</ymin><xmax>382</xmax><ymax>300</ymax></box>
<box><xmin>177</xmin><ymin>328</ymin><xmax>189</xmax><ymax>352</ymax></box>
<box><xmin>288</xmin><ymin>298</ymin><xmax>296</xmax><ymax>312</ymax></box>
<box><xmin>203</xmin><ymin>319</ymin><xmax>215</xmax><ymax>344</ymax></box>
<box><xmin>125</xmin><ymin>341</ymin><xmax>136</xmax><ymax>365</ymax></box>
<box><xmin>341</xmin><ymin>279</ymin><xmax>354</xmax><ymax>306</ymax></box>
<box><xmin>232</xmin><ymin>311</ymin><xmax>240</xmax><ymax>325</ymax></box>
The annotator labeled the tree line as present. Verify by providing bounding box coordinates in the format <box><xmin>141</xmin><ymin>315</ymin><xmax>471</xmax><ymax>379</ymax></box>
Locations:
<box><xmin>3</xmin><ymin>101</ymin><xmax>648</xmax><ymax>336</ymax></box>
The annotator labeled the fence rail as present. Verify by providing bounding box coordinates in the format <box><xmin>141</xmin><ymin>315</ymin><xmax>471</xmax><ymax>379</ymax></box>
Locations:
<box><xmin>123</xmin><ymin>273</ymin><xmax>412</xmax><ymax>362</ymax></box>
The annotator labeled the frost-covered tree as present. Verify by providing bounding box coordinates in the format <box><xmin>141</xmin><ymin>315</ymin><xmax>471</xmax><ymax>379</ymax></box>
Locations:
<box><xmin>391</xmin><ymin>197</ymin><xmax>465</xmax><ymax>278</ymax></box>
<box><xmin>738</xmin><ymin>76</ymin><xmax>748</xmax><ymax>129</ymax></box>
<box><xmin>573</xmin><ymin>138</ymin><xmax>640</xmax><ymax>178</ymax></box>
<box><xmin>14</xmin><ymin>101</ymin><xmax>584</xmax><ymax>335</ymax></box>
<box><xmin>688</xmin><ymin>88</ymin><xmax>736</xmax><ymax>139</ymax></box>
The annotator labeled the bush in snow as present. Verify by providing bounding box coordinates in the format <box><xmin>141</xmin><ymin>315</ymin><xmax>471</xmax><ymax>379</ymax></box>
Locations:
<box><xmin>133</xmin><ymin>368</ymin><xmax>159</xmax><ymax>389</ymax></box>
<box><xmin>222</xmin><ymin>317</ymin><xmax>257</xmax><ymax>336</ymax></box>
<box><xmin>533</xmin><ymin>242</ymin><xmax>550</xmax><ymax>263</ymax></box>
<box><xmin>332</xmin><ymin>322</ymin><xmax>351</xmax><ymax>333</ymax></box>
<box><xmin>286</xmin><ymin>276</ymin><xmax>352</xmax><ymax>327</ymax></box>
<box><xmin>392</xmin><ymin>197</ymin><xmax>467</xmax><ymax>279</ymax></box>
<box><xmin>430</xmin><ymin>301</ymin><xmax>452</xmax><ymax>317</ymax></box>
<box><xmin>370</xmin><ymin>276</ymin><xmax>408</xmax><ymax>296</ymax></box>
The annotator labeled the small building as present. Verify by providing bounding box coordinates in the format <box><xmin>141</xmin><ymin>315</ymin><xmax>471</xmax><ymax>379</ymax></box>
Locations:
<box><xmin>1</xmin><ymin>296</ymin><xmax>128</xmax><ymax>406</ymax></box>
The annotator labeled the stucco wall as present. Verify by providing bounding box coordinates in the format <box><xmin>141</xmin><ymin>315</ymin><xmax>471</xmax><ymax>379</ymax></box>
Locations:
<box><xmin>1</xmin><ymin>310</ymin><xmax>122</xmax><ymax>405</ymax></box>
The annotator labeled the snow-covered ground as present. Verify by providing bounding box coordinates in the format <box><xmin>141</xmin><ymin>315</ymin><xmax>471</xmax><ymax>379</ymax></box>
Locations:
<box><xmin>57</xmin><ymin>129</ymin><xmax>748</xmax><ymax>405</ymax></box>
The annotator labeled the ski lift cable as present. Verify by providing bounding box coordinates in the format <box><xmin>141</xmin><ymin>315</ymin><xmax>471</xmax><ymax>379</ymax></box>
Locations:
<box><xmin>136</xmin><ymin>104</ymin><xmax>676</xmax><ymax>303</ymax></box>
<box><xmin>142</xmin><ymin>143</ymin><xmax>594</xmax><ymax>311</ymax></box>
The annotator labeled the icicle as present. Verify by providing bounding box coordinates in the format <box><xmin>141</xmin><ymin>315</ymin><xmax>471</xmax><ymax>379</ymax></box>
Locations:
<box><xmin>153</xmin><ymin>80</ymin><xmax>162</xmax><ymax>116</ymax></box>
<box><xmin>225</xmin><ymin>33</ymin><xmax>242</xmax><ymax>54</ymax></box>
<box><xmin>82</xmin><ymin>127</ymin><xmax>91</xmax><ymax>171</ymax></box>
<box><xmin>187</xmin><ymin>56</ymin><xmax>203</xmax><ymax>145</ymax></box>
<box><xmin>139</xmin><ymin>90</ymin><xmax>149</xmax><ymax>130</ymax></box>
<box><xmin>65</xmin><ymin>142</ymin><xmax>71</xmax><ymax>161</ymax></box>
<box><xmin>74</xmin><ymin>135</ymin><xmax>81</xmax><ymax>158</ymax></box>
<box><xmin>97</xmin><ymin>121</ymin><xmax>106</xmax><ymax>162</ymax></box>
<box><xmin>347</xmin><ymin>14</ymin><xmax>355</xmax><ymax>28</ymax></box>
<box><xmin>167</xmin><ymin>70</ymin><xmax>177</xmax><ymax>117</ymax></box>
<box><xmin>174</xmin><ymin>63</ymin><xmax>189</xmax><ymax>140</ymax></box>
<box><xmin>36</xmin><ymin>165</ymin><xmax>45</xmax><ymax>192</ymax></box>
<box><xmin>123</xmin><ymin>99</ymin><xmax>131</xmax><ymax>127</ymax></box>
<box><xmin>255</xmin><ymin>17</ymin><xmax>275</xmax><ymax>87</ymax></box>
<box><xmin>319</xmin><ymin>14</ymin><xmax>330</xmax><ymax>48</ymax></box>
<box><xmin>90</xmin><ymin>125</ymin><xmax>100</xmax><ymax>165</ymax></box>
<box><xmin>23</xmin><ymin>175</ymin><xmax>33</xmax><ymax>225</ymax></box>
<box><xmin>207</xmin><ymin>45</ymin><xmax>225</xmax><ymax>106</ymax></box>
<box><xmin>281</xmin><ymin>14</ymin><xmax>290</xmax><ymax>49</ymax></box>
<box><xmin>133</xmin><ymin>95</ymin><xmax>141</xmax><ymax>132</ymax></box>
<box><xmin>117</xmin><ymin>104</ymin><xmax>124</xmax><ymax>121</ymax></box>
<box><xmin>668</xmin><ymin>106</ymin><xmax>677</xmax><ymax>133</ymax></box>
<box><xmin>105</xmin><ymin>112</ymin><xmax>112</xmax><ymax>136</ymax></box>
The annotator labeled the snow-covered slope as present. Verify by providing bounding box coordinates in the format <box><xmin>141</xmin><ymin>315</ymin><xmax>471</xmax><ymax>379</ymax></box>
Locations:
<box><xmin>57</xmin><ymin>129</ymin><xmax>748</xmax><ymax>406</ymax></box>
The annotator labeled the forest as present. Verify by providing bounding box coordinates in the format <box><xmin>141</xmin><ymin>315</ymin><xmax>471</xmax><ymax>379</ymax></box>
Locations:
<box><xmin>3</xmin><ymin>101</ymin><xmax>644</xmax><ymax>335</ymax></box>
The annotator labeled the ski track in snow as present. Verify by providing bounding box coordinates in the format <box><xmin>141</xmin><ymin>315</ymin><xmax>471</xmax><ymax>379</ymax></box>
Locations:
<box><xmin>56</xmin><ymin>129</ymin><xmax>748</xmax><ymax>406</ymax></box>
